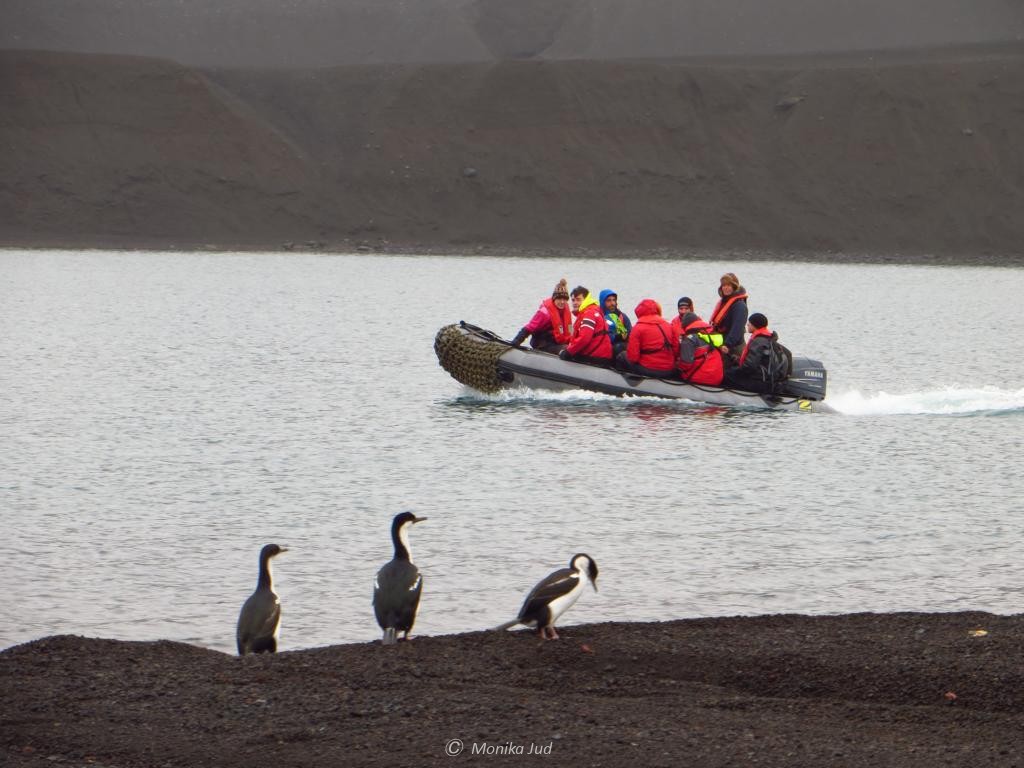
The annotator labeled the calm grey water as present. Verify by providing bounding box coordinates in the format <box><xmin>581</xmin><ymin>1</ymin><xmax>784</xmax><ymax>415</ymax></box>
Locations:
<box><xmin>3</xmin><ymin>249</ymin><xmax>1023</xmax><ymax>654</ymax></box>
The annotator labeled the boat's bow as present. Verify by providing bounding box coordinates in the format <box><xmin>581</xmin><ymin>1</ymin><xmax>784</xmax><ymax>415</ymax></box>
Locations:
<box><xmin>434</xmin><ymin>322</ymin><xmax>513</xmax><ymax>393</ymax></box>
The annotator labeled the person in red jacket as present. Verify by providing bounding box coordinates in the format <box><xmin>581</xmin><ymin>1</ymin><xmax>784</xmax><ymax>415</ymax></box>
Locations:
<box><xmin>620</xmin><ymin>298</ymin><xmax>678</xmax><ymax>378</ymax></box>
<box><xmin>561</xmin><ymin>286</ymin><xmax>613</xmax><ymax>363</ymax></box>
<box><xmin>509</xmin><ymin>278</ymin><xmax>573</xmax><ymax>353</ymax></box>
<box><xmin>669</xmin><ymin>296</ymin><xmax>694</xmax><ymax>338</ymax></box>
<box><xmin>677</xmin><ymin>312</ymin><xmax>725</xmax><ymax>386</ymax></box>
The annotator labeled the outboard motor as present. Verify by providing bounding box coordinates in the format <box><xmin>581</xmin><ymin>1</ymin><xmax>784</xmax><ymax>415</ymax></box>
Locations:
<box><xmin>779</xmin><ymin>356</ymin><xmax>827</xmax><ymax>400</ymax></box>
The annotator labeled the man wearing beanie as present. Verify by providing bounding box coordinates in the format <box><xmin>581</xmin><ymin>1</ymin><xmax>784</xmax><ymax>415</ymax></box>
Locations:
<box><xmin>669</xmin><ymin>296</ymin><xmax>693</xmax><ymax>338</ymax></box>
<box><xmin>670</xmin><ymin>296</ymin><xmax>723</xmax><ymax>348</ymax></box>
<box><xmin>509</xmin><ymin>278</ymin><xmax>573</xmax><ymax>353</ymax></box>
<box><xmin>723</xmin><ymin>313</ymin><xmax>791</xmax><ymax>393</ymax></box>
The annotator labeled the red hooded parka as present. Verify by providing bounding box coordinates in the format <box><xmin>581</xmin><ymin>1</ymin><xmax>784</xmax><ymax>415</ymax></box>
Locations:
<box><xmin>626</xmin><ymin>299</ymin><xmax>678</xmax><ymax>372</ymax></box>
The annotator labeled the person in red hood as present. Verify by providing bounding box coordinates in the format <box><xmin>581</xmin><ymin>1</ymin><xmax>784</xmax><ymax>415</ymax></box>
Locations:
<box><xmin>561</xmin><ymin>286</ymin><xmax>613</xmax><ymax>363</ymax></box>
<box><xmin>619</xmin><ymin>299</ymin><xmax>678</xmax><ymax>378</ymax></box>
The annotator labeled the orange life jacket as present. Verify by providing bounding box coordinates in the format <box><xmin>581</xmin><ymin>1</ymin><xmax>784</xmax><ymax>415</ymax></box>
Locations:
<box><xmin>682</xmin><ymin>316</ymin><xmax>713</xmax><ymax>335</ymax></box>
<box><xmin>542</xmin><ymin>298</ymin><xmax>573</xmax><ymax>344</ymax></box>
<box><xmin>710</xmin><ymin>290</ymin><xmax>749</xmax><ymax>332</ymax></box>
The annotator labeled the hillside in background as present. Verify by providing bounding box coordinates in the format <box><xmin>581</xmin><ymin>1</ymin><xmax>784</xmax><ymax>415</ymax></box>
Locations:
<box><xmin>3</xmin><ymin>43</ymin><xmax>1023</xmax><ymax>259</ymax></box>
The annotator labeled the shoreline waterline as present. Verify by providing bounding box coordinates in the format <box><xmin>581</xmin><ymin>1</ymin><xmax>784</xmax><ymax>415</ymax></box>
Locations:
<box><xmin>4</xmin><ymin>241</ymin><xmax>1024</xmax><ymax>268</ymax></box>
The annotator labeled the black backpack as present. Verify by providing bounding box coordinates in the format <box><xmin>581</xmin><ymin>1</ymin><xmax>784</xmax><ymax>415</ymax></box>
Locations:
<box><xmin>679</xmin><ymin>331</ymin><xmax>713</xmax><ymax>366</ymax></box>
<box><xmin>678</xmin><ymin>335</ymin><xmax>696</xmax><ymax>365</ymax></box>
<box><xmin>761</xmin><ymin>337</ymin><xmax>793</xmax><ymax>391</ymax></box>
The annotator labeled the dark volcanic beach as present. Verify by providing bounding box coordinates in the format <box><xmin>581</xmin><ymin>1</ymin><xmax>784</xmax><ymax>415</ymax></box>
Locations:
<box><xmin>4</xmin><ymin>613</ymin><xmax>1024</xmax><ymax>767</ymax></box>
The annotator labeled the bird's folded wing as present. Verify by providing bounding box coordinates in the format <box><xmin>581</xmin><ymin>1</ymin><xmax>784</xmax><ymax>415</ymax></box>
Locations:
<box><xmin>522</xmin><ymin>568</ymin><xmax>578</xmax><ymax>610</ymax></box>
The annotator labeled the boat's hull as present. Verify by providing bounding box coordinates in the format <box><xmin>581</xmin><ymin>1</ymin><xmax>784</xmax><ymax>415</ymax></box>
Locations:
<box><xmin>435</xmin><ymin>322</ymin><xmax>835</xmax><ymax>414</ymax></box>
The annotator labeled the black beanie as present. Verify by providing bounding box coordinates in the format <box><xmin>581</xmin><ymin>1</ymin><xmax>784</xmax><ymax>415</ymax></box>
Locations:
<box><xmin>748</xmin><ymin>312</ymin><xmax>768</xmax><ymax>329</ymax></box>
<box><xmin>677</xmin><ymin>296</ymin><xmax>693</xmax><ymax>308</ymax></box>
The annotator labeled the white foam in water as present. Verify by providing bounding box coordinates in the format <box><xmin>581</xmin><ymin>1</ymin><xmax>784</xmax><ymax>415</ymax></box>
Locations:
<box><xmin>460</xmin><ymin>386</ymin><xmax>713</xmax><ymax>407</ymax></box>
<box><xmin>463</xmin><ymin>386</ymin><xmax>646</xmax><ymax>404</ymax></box>
<box><xmin>829</xmin><ymin>387</ymin><xmax>1024</xmax><ymax>416</ymax></box>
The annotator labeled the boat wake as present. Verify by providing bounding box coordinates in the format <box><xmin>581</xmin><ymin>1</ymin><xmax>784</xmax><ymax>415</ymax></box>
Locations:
<box><xmin>454</xmin><ymin>387</ymin><xmax>752</xmax><ymax>411</ymax></box>
<box><xmin>455</xmin><ymin>385</ymin><xmax>1024</xmax><ymax>417</ymax></box>
<box><xmin>458</xmin><ymin>387</ymin><xmax>657</xmax><ymax>405</ymax></box>
<box><xmin>829</xmin><ymin>387</ymin><xmax>1024</xmax><ymax>416</ymax></box>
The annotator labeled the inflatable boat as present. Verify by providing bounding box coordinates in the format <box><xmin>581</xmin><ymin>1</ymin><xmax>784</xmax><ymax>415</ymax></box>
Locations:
<box><xmin>435</xmin><ymin>322</ymin><xmax>835</xmax><ymax>413</ymax></box>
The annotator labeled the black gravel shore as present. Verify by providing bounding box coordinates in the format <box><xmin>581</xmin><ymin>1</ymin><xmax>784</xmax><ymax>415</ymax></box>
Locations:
<box><xmin>4</xmin><ymin>612</ymin><xmax>1024</xmax><ymax>767</ymax></box>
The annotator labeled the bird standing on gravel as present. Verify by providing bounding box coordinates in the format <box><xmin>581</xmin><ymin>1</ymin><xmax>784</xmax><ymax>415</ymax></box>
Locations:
<box><xmin>495</xmin><ymin>553</ymin><xmax>599</xmax><ymax>640</ymax></box>
<box><xmin>236</xmin><ymin>543</ymin><xmax>287</xmax><ymax>655</ymax></box>
<box><xmin>373</xmin><ymin>512</ymin><xmax>426</xmax><ymax>644</ymax></box>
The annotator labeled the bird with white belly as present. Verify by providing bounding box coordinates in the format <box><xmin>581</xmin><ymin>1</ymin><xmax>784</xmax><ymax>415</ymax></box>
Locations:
<box><xmin>496</xmin><ymin>553</ymin><xmax>599</xmax><ymax>640</ymax></box>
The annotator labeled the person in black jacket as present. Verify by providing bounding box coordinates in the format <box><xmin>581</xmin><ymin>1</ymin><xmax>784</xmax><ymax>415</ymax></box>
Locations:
<box><xmin>709</xmin><ymin>272</ymin><xmax>749</xmax><ymax>362</ymax></box>
<box><xmin>723</xmin><ymin>313</ymin><xmax>779</xmax><ymax>393</ymax></box>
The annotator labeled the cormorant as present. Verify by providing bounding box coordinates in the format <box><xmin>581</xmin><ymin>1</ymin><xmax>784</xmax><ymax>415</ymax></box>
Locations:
<box><xmin>236</xmin><ymin>543</ymin><xmax>287</xmax><ymax>655</ymax></box>
<box><xmin>495</xmin><ymin>553</ymin><xmax>598</xmax><ymax>640</ymax></box>
<box><xmin>373</xmin><ymin>512</ymin><xmax>426</xmax><ymax>645</ymax></box>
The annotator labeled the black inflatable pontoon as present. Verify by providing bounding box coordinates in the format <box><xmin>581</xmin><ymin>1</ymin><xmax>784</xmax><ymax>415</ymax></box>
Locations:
<box><xmin>435</xmin><ymin>322</ymin><xmax>834</xmax><ymax>413</ymax></box>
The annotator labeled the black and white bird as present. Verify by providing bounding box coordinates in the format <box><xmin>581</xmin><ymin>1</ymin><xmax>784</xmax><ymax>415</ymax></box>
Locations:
<box><xmin>495</xmin><ymin>553</ymin><xmax>599</xmax><ymax>640</ymax></box>
<box><xmin>236</xmin><ymin>543</ymin><xmax>287</xmax><ymax>655</ymax></box>
<box><xmin>373</xmin><ymin>512</ymin><xmax>426</xmax><ymax>645</ymax></box>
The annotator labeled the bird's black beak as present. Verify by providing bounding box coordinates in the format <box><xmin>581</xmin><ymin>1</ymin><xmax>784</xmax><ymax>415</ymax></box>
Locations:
<box><xmin>413</xmin><ymin>516</ymin><xmax>427</xmax><ymax>524</ymax></box>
